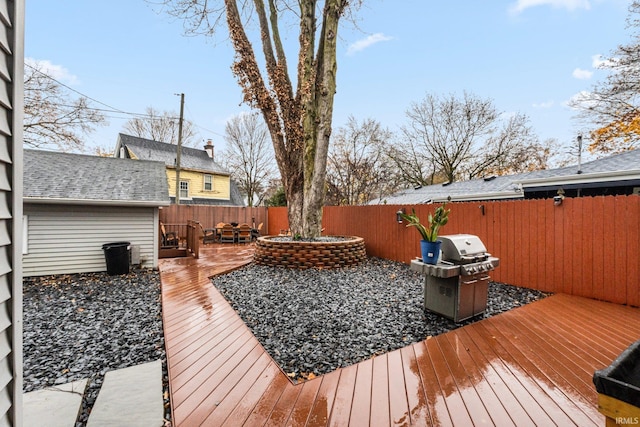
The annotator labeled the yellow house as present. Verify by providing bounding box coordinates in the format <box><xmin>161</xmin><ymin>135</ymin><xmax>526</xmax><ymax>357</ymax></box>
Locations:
<box><xmin>114</xmin><ymin>133</ymin><xmax>244</xmax><ymax>205</ymax></box>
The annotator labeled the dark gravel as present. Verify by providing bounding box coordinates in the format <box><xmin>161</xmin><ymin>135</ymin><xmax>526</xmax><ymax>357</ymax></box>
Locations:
<box><xmin>213</xmin><ymin>257</ymin><xmax>550</xmax><ymax>382</ymax></box>
<box><xmin>22</xmin><ymin>269</ymin><xmax>171</xmax><ymax>426</ymax></box>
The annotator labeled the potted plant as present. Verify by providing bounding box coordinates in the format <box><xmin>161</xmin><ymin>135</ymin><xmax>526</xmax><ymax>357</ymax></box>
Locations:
<box><xmin>400</xmin><ymin>203</ymin><xmax>450</xmax><ymax>264</ymax></box>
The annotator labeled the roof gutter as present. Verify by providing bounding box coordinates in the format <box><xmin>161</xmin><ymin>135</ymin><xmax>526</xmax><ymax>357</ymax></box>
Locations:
<box><xmin>431</xmin><ymin>190</ymin><xmax>524</xmax><ymax>203</ymax></box>
<box><xmin>518</xmin><ymin>169</ymin><xmax>640</xmax><ymax>188</ymax></box>
<box><xmin>23</xmin><ymin>197</ymin><xmax>171</xmax><ymax>207</ymax></box>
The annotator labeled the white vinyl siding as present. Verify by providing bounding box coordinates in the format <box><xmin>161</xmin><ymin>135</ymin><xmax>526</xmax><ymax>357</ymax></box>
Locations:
<box><xmin>1</xmin><ymin>0</ymin><xmax>24</xmax><ymax>424</ymax></box>
<box><xmin>22</xmin><ymin>216</ymin><xmax>27</xmax><ymax>255</ymax></box>
<box><xmin>23</xmin><ymin>205</ymin><xmax>159</xmax><ymax>277</ymax></box>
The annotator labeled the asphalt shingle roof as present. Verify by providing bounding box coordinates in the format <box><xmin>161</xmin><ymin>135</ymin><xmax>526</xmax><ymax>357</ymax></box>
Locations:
<box><xmin>372</xmin><ymin>149</ymin><xmax>640</xmax><ymax>205</ymax></box>
<box><xmin>24</xmin><ymin>149</ymin><xmax>170</xmax><ymax>205</ymax></box>
<box><xmin>117</xmin><ymin>134</ymin><xmax>229</xmax><ymax>175</ymax></box>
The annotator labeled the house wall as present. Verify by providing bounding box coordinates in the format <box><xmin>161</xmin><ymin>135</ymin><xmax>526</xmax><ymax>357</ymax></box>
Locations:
<box><xmin>1</xmin><ymin>0</ymin><xmax>24</xmax><ymax>424</ymax></box>
<box><xmin>23</xmin><ymin>205</ymin><xmax>159</xmax><ymax>277</ymax></box>
<box><xmin>267</xmin><ymin>195</ymin><xmax>640</xmax><ymax>307</ymax></box>
<box><xmin>166</xmin><ymin>169</ymin><xmax>230</xmax><ymax>201</ymax></box>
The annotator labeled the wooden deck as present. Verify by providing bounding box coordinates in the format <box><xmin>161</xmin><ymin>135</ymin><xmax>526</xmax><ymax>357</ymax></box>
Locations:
<box><xmin>160</xmin><ymin>245</ymin><xmax>640</xmax><ymax>426</ymax></box>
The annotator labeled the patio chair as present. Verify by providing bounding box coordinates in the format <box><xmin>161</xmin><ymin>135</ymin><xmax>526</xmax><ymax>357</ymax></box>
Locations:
<box><xmin>237</xmin><ymin>223</ymin><xmax>252</xmax><ymax>243</ymax></box>
<box><xmin>251</xmin><ymin>222</ymin><xmax>263</xmax><ymax>241</ymax></box>
<box><xmin>219</xmin><ymin>223</ymin><xmax>236</xmax><ymax>243</ymax></box>
<box><xmin>160</xmin><ymin>222</ymin><xmax>179</xmax><ymax>248</ymax></box>
<box><xmin>200</xmin><ymin>224</ymin><xmax>217</xmax><ymax>244</ymax></box>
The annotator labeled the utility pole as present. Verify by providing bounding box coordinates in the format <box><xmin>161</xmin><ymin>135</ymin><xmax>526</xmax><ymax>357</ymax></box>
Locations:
<box><xmin>175</xmin><ymin>93</ymin><xmax>185</xmax><ymax>204</ymax></box>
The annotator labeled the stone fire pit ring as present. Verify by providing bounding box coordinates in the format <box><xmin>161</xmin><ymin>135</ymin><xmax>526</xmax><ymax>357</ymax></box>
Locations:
<box><xmin>254</xmin><ymin>236</ymin><xmax>366</xmax><ymax>269</ymax></box>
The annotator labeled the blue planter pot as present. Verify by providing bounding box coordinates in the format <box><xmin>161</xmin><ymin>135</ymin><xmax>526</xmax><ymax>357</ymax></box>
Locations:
<box><xmin>420</xmin><ymin>240</ymin><xmax>441</xmax><ymax>264</ymax></box>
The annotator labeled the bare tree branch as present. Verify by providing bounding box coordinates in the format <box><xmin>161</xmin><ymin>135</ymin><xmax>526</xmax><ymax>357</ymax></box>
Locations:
<box><xmin>326</xmin><ymin>116</ymin><xmax>400</xmax><ymax>205</ymax></box>
<box><xmin>158</xmin><ymin>0</ymin><xmax>362</xmax><ymax>237</ymax></box>
<box><xmin>122</xmin><ymin>106</ymin><xmax>198</xmax><ymax>146</ymax></box>
<box><xmin>570</xmin><ymin>0</ymin><xmax>640</xmax><ymax>154</ymax></box>
<box><xmin>400</xmin><ymin>92</ymin><xmax>552</xmax><ymax>183</ymax></box>
<box><xmin>223</xmin><ymin>112</ymin><xmax>277</xmax><ymax>205</ymax></box>
<box><xmin>23</xmin><ymin>61</ymin><xmax>106</xmax><ymax>151</ymax></box>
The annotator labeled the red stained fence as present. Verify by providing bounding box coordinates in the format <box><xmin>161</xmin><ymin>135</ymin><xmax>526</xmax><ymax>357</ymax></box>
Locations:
<box><xmin>268</xmin><ymin>196</ymin><xmax>640</xmax><ymax>307</ymax></box>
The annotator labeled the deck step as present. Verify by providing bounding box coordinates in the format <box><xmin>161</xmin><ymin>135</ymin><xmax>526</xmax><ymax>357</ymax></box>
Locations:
<box><xmin>159</xmin><ymin>247</ymin><xmax>188</xmax><ymax>258</ymax></box>
<box><xmin>23</xmin><ymin>379</ymin><xmax>87</xmax><ymax>427</ymax></box>
<box><xmin>87</xmin><ymin>360</ymin><xmax>164</xmax><ymax>427</ymax></box>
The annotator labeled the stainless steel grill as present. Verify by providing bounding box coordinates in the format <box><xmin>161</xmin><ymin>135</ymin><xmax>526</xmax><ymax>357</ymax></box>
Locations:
<box><xmin>410</xmin><ymin>234</ymin><xmax>499</xmax><ymax>322</ymax></box>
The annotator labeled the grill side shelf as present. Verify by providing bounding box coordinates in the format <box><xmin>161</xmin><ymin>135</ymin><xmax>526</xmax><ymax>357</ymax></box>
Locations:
<box><xmin>410</xmin><ymin>259</ymin><xmax>460</xmax><ymax>278</ymax></box>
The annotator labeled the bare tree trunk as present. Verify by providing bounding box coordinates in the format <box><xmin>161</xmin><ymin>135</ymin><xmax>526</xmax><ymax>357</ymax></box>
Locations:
<box><xmin>301</xmin><ymin>0</ymin><xmax>343</xmax><ymax>237</ymax></box>
<box><xmin>222</xmin><ymin>0</ymin><xmax>348</xmax><ymax>238</ymax></box>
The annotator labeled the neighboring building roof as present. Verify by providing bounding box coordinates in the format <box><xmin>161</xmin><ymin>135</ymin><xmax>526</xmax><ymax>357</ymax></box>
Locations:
<box><xmin>24</xmin><ymin>149</ymin><xmax>170</xmax><ymax>206</ymax></box>
<box><xmin>371</xmin><ymin>149</ymin><xmax>640</xmax><ymax>204</ymax></box>
<box><xmin>115</xmin><ymin>133</ymin><xmax>229</xmax><ymax>175</ymax></box>
<box><xmin>518</xmin><ymin>149</ymin><xmax>640</xmax><ymax>192</ymax></box>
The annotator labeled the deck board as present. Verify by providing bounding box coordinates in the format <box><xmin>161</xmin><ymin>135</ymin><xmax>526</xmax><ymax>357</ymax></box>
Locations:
<box><xmin>286</xmin><ymin>379</ymin><xmax>323</xmax><ymax>427</ymax></box>
<box><xmin>160</xmin><ymin>244</ymin><xmax>640</xmax><ymax>426</ymax></box>
<box><xmin>306</xmin><ymin>369</ymin><xmax>341</xmax><ymax>426</ymax></box>
<box><xmin>399</xmin><ymin>345</ymin><xmax>431</xmax><ymax>427</ymax></box>
<box><xmin>369</xmin><ymin>355</ymin><xmax>390</xmax><ymax>427</ymax></box>
<box><xmin>349</xmin><ymin>358</ymin><xmax>373</xmax><ymax>427</ymax></box>
<box><xmin>424</xmin><ymin>337</ymin><xmax>474</xmax><ymax>427</ymax></box>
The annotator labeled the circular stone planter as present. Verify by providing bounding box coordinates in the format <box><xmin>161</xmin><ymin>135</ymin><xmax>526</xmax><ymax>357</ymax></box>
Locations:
<box><xmin>254</xmin><ymin>236</ymin><xmax>366</xmax><ymax>269</ymax></box>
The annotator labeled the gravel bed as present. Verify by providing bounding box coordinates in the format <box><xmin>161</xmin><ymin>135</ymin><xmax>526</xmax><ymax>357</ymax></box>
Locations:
<box><xmin>213</xmin><ymin>257</ymin><xmax>550</xmax><ymax>382</ymax></box>
<box><xmin>23</xmin><ymin>269</ymin><xmax>170</xmax><ymax>426</ymax></box>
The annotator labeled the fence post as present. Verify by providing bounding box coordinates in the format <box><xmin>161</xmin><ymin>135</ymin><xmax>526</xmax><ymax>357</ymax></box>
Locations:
<box><xmin>186</xmin><ymin>220</ymin><xmax>200</xmax><ymax>259</ymax></box>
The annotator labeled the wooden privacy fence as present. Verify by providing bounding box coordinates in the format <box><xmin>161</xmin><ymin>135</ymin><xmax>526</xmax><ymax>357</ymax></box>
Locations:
<box><xmin>159</xmin><ymin>205</ymin><xmax>268</xmax><ymax>231</ymax></box>
<box><xmin>268</xmin><ymin>196</ymin><xmax>640</xmax><ymax>307</ymax></box>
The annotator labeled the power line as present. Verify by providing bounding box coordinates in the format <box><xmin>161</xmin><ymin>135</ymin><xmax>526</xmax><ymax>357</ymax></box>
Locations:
<box><xmin>26</xmin><ymin>62</ymin><xmax>223</xmax><ymax>135</ymax></box>
<box><xmin>184</xmin><ymin>104</ymin><xmax>226</xmax><ymax>139</ymax></box>
<box><xmin>26</xmin><ymin>62</ymin><xmax>130</xmax><ymax>115</ymax></box>
<box><xmin>53</xmin><ymin>103</ymin><xmax>184</xmax><ymax>122</ymax></box>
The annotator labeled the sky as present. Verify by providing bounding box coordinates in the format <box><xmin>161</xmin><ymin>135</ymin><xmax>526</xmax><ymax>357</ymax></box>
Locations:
<box><xmin>25</xmin><ymin>0</ymin><xmax>633</xmax><ymax>160</ymax></box>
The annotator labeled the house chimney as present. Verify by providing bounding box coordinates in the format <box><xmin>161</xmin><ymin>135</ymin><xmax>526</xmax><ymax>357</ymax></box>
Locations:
<box><xmin>204</xmin><ymin>139</ymin><xmax>214</xmax><ymax>159</ymax></box>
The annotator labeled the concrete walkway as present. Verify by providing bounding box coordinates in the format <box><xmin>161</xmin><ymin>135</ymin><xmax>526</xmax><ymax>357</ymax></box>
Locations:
<box><xmin>23</xmin><ymin>360</ymin><xmax>164</xmax><ymax>427</ymax></box>
<box><xmin>23</xmin><ymin>379</ymin><xmax>87</xmax><ymax>427</ymax></box>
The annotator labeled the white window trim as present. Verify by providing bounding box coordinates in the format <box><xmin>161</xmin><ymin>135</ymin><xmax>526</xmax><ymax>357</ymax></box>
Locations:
<box><xmin>203</xmin><ymin>174</ymin><xmax>213</xmax><ymax>192</ymax></box>
<box><xmin>179</xmin><ymin>180</ymin><xmax>191</xmax><ymax>200</ymax></box>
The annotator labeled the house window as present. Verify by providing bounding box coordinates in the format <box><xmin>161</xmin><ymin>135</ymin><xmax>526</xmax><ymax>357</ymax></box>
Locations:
<box><xmin>179</xmin><ymin>181</ymin><xmax>189</xmax><ymax>199</ymax></box>
<box><xmin>204</xmin><ymin>174</ymin><xmax>213</xmax><ymax>191</ymax></box>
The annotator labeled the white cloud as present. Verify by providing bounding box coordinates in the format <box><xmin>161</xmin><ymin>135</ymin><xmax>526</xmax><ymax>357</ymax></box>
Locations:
<box><xmin>533</xmin><ymin>100</ymin><xmax>554</xmax><ymax>108</ymax></box>
<box><xmin>566</xmin><ymin>90</ymin><xmax>596</xmax><ymax>109</ymax></box>
<box><xmin>347</xmin><ymin>33</ymin><xmax>393</xmax><ymax>56</ymax></box>
<box><xmin>25</xmin><ymin>57</ymin><xmax>79</xmax><ymax>84</ymax></box>
<box><xmin>592</xmin><ymin>54</ymin><xmax>616</xmax><ymax>69</ymax></box>
<box><xmin>572</xmin><ymin>68</ymin><xmax>593</xmax><ymax>79</ymax></box>
<box><xmin>509</xmin><ymin>0</ymin><xmax>591</xmax><ymax>15</ymax></box>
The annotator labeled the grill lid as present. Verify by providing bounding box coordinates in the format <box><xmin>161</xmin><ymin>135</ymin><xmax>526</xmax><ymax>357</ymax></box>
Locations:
<box><xmin>439</xmin><ymin>234</ymin><xmax>488</xmax><ymax>262</ymax></box>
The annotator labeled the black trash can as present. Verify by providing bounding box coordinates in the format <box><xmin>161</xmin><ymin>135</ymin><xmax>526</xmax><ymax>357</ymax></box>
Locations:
<box><xmin>101</xmin><ymin>241</ymin><xmax>131</xmax><ymax>275</ymax></box>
